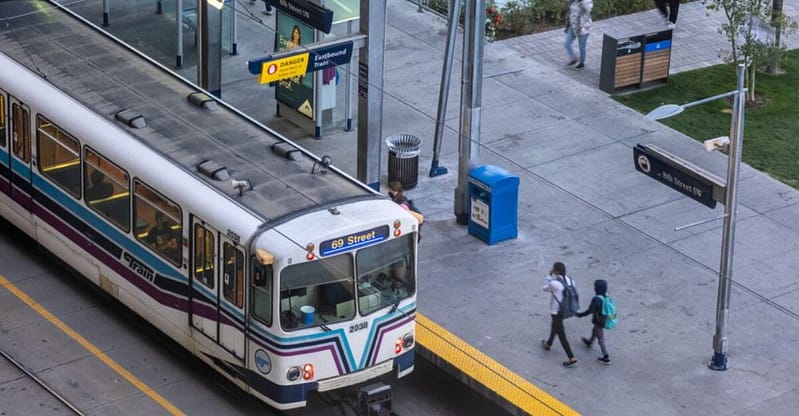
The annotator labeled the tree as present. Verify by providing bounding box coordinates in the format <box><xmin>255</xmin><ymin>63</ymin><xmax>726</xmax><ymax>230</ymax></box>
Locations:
<box><xmin>767</xmin><ymin>0</ymin><xmax>783</xmax><ymax>73</ymax></box>
<box><xmin>703</xmin><ymin>0</ymin><xmax>796</xmax><ymax>102</ymax></box>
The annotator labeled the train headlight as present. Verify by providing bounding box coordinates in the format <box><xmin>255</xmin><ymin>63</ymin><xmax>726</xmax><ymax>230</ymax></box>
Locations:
<box><xmin>303</xmin><ymin>363</ymin><xmax>315</xmax><ymax>380</ymax></box>
<box><xmin>305</xmin><ymin>243</ymin><xmax>315</xmax><ymax>260</ymax></box>
<box><xmin>393</xmin><ymin>220</ymin><xmax>402</xmax><ymax>237</ymax></box>
<box><xmin>395</xmin><ymin>338</ymin><xmax>402</xmax><ymax>354</ymax></box>
<box><xmin>287</xmin><ymin>366</ymin><xmax>302</xmax><ymax>382</ymax></box>
<box><xmin>402</xmin><ymin>332</ymin><xmax>415</xmax><ymax>349</ymax></box>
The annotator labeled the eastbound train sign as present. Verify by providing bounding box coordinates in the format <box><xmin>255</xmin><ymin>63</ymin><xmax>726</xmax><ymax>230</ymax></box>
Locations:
<box><xmin>249</xmin><ymin>41</ymin><xmax>354</xmax><ymax>84</ymax></box>
<box><xmin>634</xmin><ymin>144</ymin><xmax>725</xmax><ymax>209</ymax></box>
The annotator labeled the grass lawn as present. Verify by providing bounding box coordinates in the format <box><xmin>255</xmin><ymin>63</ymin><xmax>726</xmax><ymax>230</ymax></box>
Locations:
<box><xmin>613</xmin><ymin>49</ymin><xmax>799</xmax><ymax>189</ymax></box>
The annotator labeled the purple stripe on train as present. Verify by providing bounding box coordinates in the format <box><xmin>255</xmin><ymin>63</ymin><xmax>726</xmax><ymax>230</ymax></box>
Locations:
<box><xmin>370</xmin><ymin>315</ymin><xmax>415</xmax><ymax>366</ymax></box>
<box><xmin>33</xmin><ymin>202</ymin><xmax>190</xmax><ymax>312</ymax></box>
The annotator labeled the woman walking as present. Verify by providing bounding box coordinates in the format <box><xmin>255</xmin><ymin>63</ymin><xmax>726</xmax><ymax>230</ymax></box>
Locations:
<box><xmin>564</xmin><ymin>0</ymin><xmax>593</xmax><ymax>70</ymax></box>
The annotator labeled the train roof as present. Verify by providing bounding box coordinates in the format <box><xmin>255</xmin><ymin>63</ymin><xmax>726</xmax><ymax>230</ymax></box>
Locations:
<box><xmin>0</xmin><ymin>3</ymin><xmax>377</xmax><ymax>223</ymax></box>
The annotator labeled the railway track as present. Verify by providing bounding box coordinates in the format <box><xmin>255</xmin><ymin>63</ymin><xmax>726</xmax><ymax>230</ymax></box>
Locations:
<box><xmin>0</xmin><ymin>346</ymin><xmax>85</xmax><ymax>416</ymax></box>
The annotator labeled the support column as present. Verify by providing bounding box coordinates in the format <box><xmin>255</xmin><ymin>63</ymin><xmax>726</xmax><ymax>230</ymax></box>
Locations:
<box><xmin>198</xmin><ymin>0</ymin><xmax>223</xmax><ymax>97</ymax></box>
<box><xmin>454</xmin><ymin>0</ymin><xmax>485</xmax><ymax>224</ymax></box>
<box><xmin>357</xmin><ymin>0</ymin><xmax>386</xmax><ymax>191</ymax></box>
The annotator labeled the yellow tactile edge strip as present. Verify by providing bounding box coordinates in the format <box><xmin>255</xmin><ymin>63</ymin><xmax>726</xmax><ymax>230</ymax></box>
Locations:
<box><xmin>416</xmin><ymin>313</ymin><xmax>580</xmax><ymax>416</ymax></box>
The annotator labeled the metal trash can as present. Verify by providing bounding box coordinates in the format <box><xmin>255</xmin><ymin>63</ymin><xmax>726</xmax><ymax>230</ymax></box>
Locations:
<box><xmin>386</xmin><ymin>134</ymin><xmax>422</xmax><ymax>189</ymax></box>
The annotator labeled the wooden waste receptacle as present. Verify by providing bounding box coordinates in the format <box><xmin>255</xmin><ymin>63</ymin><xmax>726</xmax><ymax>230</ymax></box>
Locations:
<box><xmin>600</xmin><ymin>29</ymin><xmax>672</xmax><ymax>94</ymax></box>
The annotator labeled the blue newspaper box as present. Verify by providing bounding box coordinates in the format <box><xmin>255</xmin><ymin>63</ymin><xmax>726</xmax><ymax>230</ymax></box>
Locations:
<box><xmin>468</xmin><ymin>165</ymin><xmax>519</xmax><ymax>245</ymax></box>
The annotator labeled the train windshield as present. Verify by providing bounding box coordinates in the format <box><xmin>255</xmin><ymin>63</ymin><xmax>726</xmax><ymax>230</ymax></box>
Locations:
<box><xmin>279</xmin><ymin>252</ymin><xmax>354</xmax><ymax>330</ymax></box>
<box><xmin>278</xmin><ymin>234</ymin><xmax>415</xmax><ymax>330</ymax></box>
<box><xmin>355</xmin><ymin>234</ymin><xmax>415</xmax><ymax>316</ymax></box>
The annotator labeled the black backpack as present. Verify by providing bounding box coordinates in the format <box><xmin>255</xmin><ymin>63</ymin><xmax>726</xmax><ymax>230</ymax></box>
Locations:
<box><xmin>554</xmin><ymin>276</ymin><xmax>580</xmax><ymax>318</ymax></box>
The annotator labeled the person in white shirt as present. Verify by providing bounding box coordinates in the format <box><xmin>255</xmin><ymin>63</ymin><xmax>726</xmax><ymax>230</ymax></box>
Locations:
<box><xmin>541</xmin><ymin>261</ymin><xmax>578</xmax><ymax>367</ymax></box>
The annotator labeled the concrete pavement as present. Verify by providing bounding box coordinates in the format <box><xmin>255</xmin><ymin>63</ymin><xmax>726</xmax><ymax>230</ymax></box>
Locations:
<box><xmin>41</xmin><ymin>0</ymin><xmax>799</xmax><ymax>414</ymax></box>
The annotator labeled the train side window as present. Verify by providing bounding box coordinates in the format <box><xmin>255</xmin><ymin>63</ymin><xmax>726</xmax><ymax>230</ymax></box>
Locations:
<box><xmin>193</xmin><ymin>223</ymin><xmax>215</xmax><ymax>289</ymax></box>
<box><xmin>0</xmin><ymin>93</ymin><xmax>6</xmax><ymax>148</ymax></box>
<box><xmin>36</xmin><ymin>116</ymin><xmax>81</xmax><ymax>197</ymax></box>
<box><xmin>251</xmin><ymin>263</ymin><xmax>273</xmax><ymax>326</ymax></box>
<box><xmin>134</xmin><ymin>180</ymin><xmax>182</xmax><ymax>266</ymax></box>
<box><xmin>84</xmin><ymin>148</ymin><xmax>130</xmax><ymax>232</ymax></box>
<box><xmin>222</xmin><ymin>242</ymin><xmax>244</xmax><ymax>308</ymax></box>
<box><xmin>11</xmin><ymin>103</ymin><xmax>30</xmax><ymax>162</ymax></box>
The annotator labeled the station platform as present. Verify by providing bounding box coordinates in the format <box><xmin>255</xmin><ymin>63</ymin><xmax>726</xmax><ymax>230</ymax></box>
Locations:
<box><xmin>13</xmin><ymin>1</ymin><xmax>799</xmax><ymax>415</ymax></box>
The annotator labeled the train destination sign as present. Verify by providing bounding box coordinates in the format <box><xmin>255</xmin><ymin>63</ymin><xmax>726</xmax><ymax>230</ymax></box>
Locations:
<box><xmin>634</xmin><ymin>144</ymin><xmax>722</xmax><ymax>209</ymax></box>
<box><xmin>320</xmin><ymin>225</ymin><xmax>390</xmax><ymax>256</ymax></box>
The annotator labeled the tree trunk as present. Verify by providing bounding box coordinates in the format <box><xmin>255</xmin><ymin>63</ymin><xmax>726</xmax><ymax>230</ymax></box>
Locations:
<box><xmin>767</xmin><ymin>0</ymin><xmax>783</xmax><ymax>74</ymax></box>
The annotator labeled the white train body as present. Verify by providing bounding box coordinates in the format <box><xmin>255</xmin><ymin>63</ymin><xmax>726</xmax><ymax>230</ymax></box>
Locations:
<box><xmin>0</xmin><ymin>8</ymin><xmax>416</xmax><ymax>410</ymax></box>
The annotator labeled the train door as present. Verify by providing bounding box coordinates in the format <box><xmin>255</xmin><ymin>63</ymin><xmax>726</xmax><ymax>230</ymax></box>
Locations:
<box><xmin>190</xmin><ymin>217</ymin><xmax>219</xmax><ymax>341</ymax></box>
<box><xmin>219</xmin><ymin>237</ymin><xmax>246</xmax><ymax>361</ymax></box>
<box><xmin>8</xmin><ymin>96</ymin><xmax>32</xmax><ymax>212</ymax></box>
<box><xmin>0</xmin><ymin>90</ymin><xmax>8</xmax><ymax>196</ymax></box>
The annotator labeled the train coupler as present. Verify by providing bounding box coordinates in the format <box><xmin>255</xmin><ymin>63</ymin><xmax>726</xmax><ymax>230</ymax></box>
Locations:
<box><xmin>357</xmin><ymin>382</ymin><xmax>392</xmax><ymax>416</ymax></box>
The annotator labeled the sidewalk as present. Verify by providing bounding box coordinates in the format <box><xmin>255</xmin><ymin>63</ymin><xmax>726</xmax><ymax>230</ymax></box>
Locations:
<box><xmin>380</xmin><ymin>3</ymin><xmax>799</xmax><ymax>415</ymax></box>
<box><xmin>54</xmin><ymin>1</ymin><xmax>799</xmax><ymax>414</ymax></box>
<box><xmin>502</xmin><ymin>1</ymin><xmax>799</xmax><ymax>89</ymax></box>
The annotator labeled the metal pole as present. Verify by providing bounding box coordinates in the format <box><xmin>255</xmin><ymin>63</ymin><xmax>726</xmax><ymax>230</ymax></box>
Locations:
<box><xmin>103</xmin><ymin>0</ymin><xmax>110</xmax><ymax>26</ymax></box>
<box><xmin>429</xmin><ymin>0</ymin><xmax>461</xmax><ymax>177</ymax></box>
<box><xmin>177</xmin><ymin>0</ymin><xmax>184</xmax><ymax>68</ymax></box>
<box><xmin>345</xmin><ymin>20</ymin><xmax>353</xmax><ymax>131</ymax></box>
<box><xmin>231</xmin><ymin>0</ymin><xmax>238</xmax><ymax>55</ymax></box>
<box><xmin>709</xmin><ymin>63</ymin><xmax>745</xmax><ymax>371</ymax></box>
<box><xmin>314</xmin><ymin>29</ymin><xmax>323</xmax><ymax>139</ymax></box>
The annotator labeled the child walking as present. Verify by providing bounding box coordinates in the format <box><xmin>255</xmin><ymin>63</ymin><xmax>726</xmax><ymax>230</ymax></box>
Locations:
<box><xmin>577</xmin><ymin>279</ymin><xmax>611</xmax><ymax>364</ymax></box>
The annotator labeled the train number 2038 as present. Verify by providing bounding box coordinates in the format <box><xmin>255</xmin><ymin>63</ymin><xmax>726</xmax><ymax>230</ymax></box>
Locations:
<box><xmin>349</xmin><ymin>322</ymin><xmax>368</xmax><ymax>333</ymax></box>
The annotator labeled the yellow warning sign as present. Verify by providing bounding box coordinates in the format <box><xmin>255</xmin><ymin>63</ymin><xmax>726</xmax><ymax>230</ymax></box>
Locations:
<box><xmin>298</xmin><ymin>99</ymin><xmax>313</xmax><ymax>118</ymax></box>
<box><xmin>259</xmin><ymin>52</ymin><xmax>310</xmax><ymax>84</ymax></box>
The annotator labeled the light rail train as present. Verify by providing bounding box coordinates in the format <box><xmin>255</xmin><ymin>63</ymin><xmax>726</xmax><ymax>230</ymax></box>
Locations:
<box><xmin>0</xmin><ymin>2</ymin><xmax>417</xmax><ymax>410</ymax></box>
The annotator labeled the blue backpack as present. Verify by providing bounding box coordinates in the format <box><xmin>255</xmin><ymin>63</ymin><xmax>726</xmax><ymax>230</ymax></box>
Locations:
<box><xmin>600</xmin><ymin>294</ymin><xmax>617</xmax><ymax>329</ymax></box>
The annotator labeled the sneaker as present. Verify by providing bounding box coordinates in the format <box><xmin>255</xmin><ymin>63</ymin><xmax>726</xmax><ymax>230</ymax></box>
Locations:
<box><xmin>565</xmin><ymin>58</ymin><xmax>578</xmax><ymax>66</ymax></box>
<box><xmin>262</xmin><ymin>10</ymin><xmax>273</xmax><ymax>16</ymax></box>
<box><xmin>575</xmin><ymin>63</ymin><xmax>585</xmax><ymax>70</ymax></box>
<box><xmin>667</xmin><ymin>22</ymin><xmax>676</xmax><ymax>29</ymax></box>
<box><xmin>540</xmin><ymin>340</ymin><xmax>551</xmax><ymax>351</ymax></box>
<box><xmin>581</xmin><ymin>337</ymin><xmax>592</xmax><ymax>348</ymax></box>
<box><xmin>598</xmin><ymin>356</ymin><xmax>612</xmax><ymax>365</ymax></box>
<box><xmin>563</xmin><ymin>358</ymin><xmax>578</xmax><ymax>367</ymax></box>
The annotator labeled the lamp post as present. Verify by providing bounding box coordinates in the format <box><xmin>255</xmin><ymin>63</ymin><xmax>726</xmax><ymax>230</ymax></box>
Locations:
<box><xmin>645</xmin><ymin>63</ymin><xmax>746</xmax><ymax>371</ymax></box>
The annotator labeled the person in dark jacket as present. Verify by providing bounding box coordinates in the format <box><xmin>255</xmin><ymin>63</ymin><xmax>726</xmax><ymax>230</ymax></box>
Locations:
<box><xmin>388</xmin><ymin>181</ymin><xmax>424</xmax><ymax>241</ymax></box>
<box><xmin>577</xmin><ymin>279</ymin><xmax>611</xmax><ymax>364</ymax></box>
